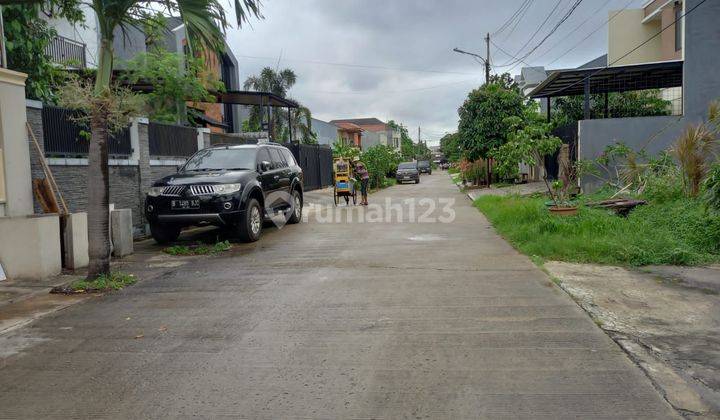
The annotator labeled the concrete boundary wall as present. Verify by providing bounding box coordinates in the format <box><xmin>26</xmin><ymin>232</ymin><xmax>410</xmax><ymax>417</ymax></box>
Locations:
<box><xmin>26</xmin><ymin>103</ymin><xmax>212</xmax><ymax>236</ymax></box>
<box><xmin>578</xmin><ymin>116</ymin><xmax>685</xmax><ymax>191</ymax></box>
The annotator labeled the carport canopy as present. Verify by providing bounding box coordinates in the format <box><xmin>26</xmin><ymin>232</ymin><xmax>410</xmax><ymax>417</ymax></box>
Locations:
<box><xmin>528</xmin><ymin>60</ymin><xmax>683</xmax><ymax>120</ymax></box>
<box><xmin>528</xmin><ymin>60</ymin><xmax>683</xmax><ymax>98</ymax></box>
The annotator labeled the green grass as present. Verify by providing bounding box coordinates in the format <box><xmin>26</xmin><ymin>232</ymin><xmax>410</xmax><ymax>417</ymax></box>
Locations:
<box><xmin>448</xmin><ymin>167</ymin><xmax>460</xmax><ymax>175</ymax></box>
<box><xmin>474</xmin><ymin>195</ymin><xmax>720</xmax><ymax>266</ymax></box>
<box><xmin>163</xmin><ymin>240</ymin><xmax>232</xmax><ymax>256</ymax></box>
<box><xmin>69</xmin><ymin>272</ymin><xmax>137</xmax><ymax>292</ymax></box>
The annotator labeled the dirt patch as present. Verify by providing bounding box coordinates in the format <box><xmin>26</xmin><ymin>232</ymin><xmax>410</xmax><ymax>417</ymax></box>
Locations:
<box><xmin>545</xmin><ymin>261</ymin><xmax>720</xmax><ymax>417</ymax></box>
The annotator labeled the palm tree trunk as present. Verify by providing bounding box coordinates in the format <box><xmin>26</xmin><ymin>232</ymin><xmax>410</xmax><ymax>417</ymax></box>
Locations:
<box><xmin>86</xmin><ymin>109</ymin><xmax>111</xmax><ymax>278</ymax></box>
<box><xmin>86</xmin><ymin>37</ymin><xmax>114</xmax><ymax>279</ymax></box>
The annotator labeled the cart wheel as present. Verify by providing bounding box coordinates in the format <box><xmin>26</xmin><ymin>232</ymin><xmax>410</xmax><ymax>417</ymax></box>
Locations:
<box><xmin>333</xmin><ymin>187</ymin><xmax>338</xmax><ymax>206</ymax></box>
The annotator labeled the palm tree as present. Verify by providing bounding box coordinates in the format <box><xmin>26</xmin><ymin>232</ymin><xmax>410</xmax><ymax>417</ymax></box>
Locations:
<box><xmin>288</xmin><ymin>105</ymin><xmax>316</xmax><ymax>144</ymax></box>
<box><xmin>9</xmin><ymin>0</ymin><xmax>261</xmax><ymax>279</ymax></box>
<box><xmin>243</xmin><ymin>67</ymin><xmax>297</xmax><ymax>139</ymax></box>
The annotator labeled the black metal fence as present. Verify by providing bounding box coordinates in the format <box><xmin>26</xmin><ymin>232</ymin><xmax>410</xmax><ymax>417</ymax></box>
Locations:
<box><xmin>545</xmin><ymin>122</ymin><xmax>579</xmax><ymax>179</ymax></box>
<box><xmin>148</xmin><ymin>122</ymin><xmax>198</xmax><ymax>157</ymax></box>
<box><xmin>41</xmin><ymin>105</ymin><xmax>132</xmax><ymax>157</ymax></box>
<box><xmin>284</xmin><ymin>143</ymin><xmax>333</xmax><ymax>191</ymax></box>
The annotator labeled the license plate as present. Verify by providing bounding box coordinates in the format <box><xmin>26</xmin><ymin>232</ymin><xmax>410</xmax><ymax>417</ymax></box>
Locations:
<box><xmin>403</xmin><ymin>176</ymin><xmax>410</xmax><ymax>179</ymax></box>
<box><xmin>171</xmin><ymin>199</ymin><xmax>200</xmax><ymax>210</ymax></box>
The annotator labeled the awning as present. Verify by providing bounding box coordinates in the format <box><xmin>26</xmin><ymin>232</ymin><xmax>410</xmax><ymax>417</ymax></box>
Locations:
<box><xmin>529</xmin><ymin>60</ymin><xmax>683</xmax><ymax>98</ymax></box>
<box><xmin>215</xmin><ymin>91</ymin><xmax>299</xmax><ymax>108</ymax></box>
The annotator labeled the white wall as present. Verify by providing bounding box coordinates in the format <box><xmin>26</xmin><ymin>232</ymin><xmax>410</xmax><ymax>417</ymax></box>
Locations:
<box><xmin>43</xmin><ymin>3</ymin><xmax>100</xmax><ymax>68</ymax></box>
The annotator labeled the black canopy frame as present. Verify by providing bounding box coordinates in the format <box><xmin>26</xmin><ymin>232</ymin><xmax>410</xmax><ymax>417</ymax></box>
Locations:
<box><xmin>529</xmin><ymin>60</ymin><xmax>683</xmax><ymax>120</ymax></box>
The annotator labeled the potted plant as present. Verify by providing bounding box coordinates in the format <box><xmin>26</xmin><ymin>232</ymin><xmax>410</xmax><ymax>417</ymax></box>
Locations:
<box><xmin>546</xmin><ymin>156</ymin><xmax>580</xmax><ymax>216</ymax></box>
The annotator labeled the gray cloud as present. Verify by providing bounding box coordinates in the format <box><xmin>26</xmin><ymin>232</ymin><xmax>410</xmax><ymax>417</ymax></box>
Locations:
<box><xmin>227</xmin><ymin>0</ymin><xmax>644</xmax><ymax>145</ymax></box>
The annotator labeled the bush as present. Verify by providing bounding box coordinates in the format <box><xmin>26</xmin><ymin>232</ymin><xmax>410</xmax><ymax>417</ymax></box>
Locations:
<box><xmin>702</xmin><ymin>163</ymin><xmax>720</xmax><ymax>214</ymax></box>
<box><xmin>361</xmin><ymin>145</ymin><xmax>402</xmax><ymax>189</ymax></box>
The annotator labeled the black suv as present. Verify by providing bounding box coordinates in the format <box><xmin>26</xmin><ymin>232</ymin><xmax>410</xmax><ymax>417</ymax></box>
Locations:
<box><xmin>145</xmin><ymin>143</ymin><xmax>303</xmax><ymax>244</ymax></box>
<box><xmin>417</xmin><ymin>160</ymin><xmax>432</xmax><ymax>175</ymax></box>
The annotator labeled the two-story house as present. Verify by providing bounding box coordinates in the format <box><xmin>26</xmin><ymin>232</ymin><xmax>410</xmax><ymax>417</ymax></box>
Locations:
<box><xmin>329</xmin><ymin>118</ymin><xmax>401</xmax><ymax>151</ymax></box>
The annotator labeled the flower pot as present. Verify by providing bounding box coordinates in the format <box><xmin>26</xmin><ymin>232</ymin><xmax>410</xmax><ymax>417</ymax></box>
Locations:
<box><xmin>549</xmin><ymin>206</ymin><xmax>578</xmax><ymax>216</ymax></box>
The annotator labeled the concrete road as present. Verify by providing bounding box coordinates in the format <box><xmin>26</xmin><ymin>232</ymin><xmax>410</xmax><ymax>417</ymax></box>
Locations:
<box><xmin>0</xmin><ymin>173</ymin><xmax>676</xmax><ymax>418</ymax></box>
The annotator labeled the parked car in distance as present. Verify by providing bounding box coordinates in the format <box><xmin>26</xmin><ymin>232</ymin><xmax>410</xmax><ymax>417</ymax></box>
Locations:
<box><xmin>145</xmin><ymin>143</ymin><xmax>303</xmax><ymax>244</ymax></box>
<box><xmin>417</xmin><ymin>160</ymin><xmax>432</xmax><ymax>175</ymax></box>
<box><xmin>396</xmin><ymin>162</ymin><xmax>420</xmax><ymax>184</ymax></box>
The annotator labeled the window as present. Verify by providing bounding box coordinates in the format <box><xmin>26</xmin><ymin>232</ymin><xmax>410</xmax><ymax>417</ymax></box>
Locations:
<box><xmin>256</xmin><ymin>148</ymin><xmax>271</xmax><ymax>169</ymax></box>
<box><xmin>269</xmin><ymin>148</ymin><xmax>286</xmax><ymax>169</ymax></box>
<box><xmin>675</xmin><ymin>6</ymin><xmax>683</xmax><ymax>52</ymax></box>
<box><xmin>182</xmin><ymin>148</ymin><xmax>256</xmax><ymax>172</ymax></box>
<box><xmin>280</xmin><ymin>149</ymin><xmax>297</xmax><ymax>166</ymax></box>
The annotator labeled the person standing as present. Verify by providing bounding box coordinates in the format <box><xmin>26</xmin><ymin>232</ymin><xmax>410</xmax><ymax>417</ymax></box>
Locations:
<box><xmin>354</xmin><ymin>160</ymin><xmax>370</xmax><ymax>205</ymax></box>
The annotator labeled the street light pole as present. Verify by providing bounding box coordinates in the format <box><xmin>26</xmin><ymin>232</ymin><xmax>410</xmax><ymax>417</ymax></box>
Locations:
<box><xmin>453</xmin><ymin>33</ymin><xmax>491</xmax><ymax>85</ymax></box>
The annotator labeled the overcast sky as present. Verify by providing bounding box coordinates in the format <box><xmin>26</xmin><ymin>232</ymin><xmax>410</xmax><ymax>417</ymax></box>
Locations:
<box><xmin>227</xmin><ymin>0</ymin><xmax>646</xmax><ymax>145</ymax></box>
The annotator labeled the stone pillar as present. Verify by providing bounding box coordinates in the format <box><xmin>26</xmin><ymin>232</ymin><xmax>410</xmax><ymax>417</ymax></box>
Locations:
<box><xmin>134</xmin><ymin>118</ymin><xmax>150</xmax><ymax>232</ymax></box>
<box><xmin>197</xmin><ymin>127</ymin><xmax>211</xmax><ymax>150</ymax></box>
<box><xmin>0</xmin><ymin>68</ymin><xmax>33</xmax><ymax>217</ymax></box>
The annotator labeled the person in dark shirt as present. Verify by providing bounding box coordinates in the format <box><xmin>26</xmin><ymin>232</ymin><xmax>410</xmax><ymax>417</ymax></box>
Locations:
<box><xmin>354</xmin><ymin>161</ymin><xmax>370</xmax><ymax>205</ymax></box>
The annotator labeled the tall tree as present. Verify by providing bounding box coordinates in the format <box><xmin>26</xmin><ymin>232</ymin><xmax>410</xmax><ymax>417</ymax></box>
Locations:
<box><xmin>457</xmin><ymin>83</ymin><xmax>525</xmax><ymax>161</ymax></box>
<box><xmin>5</xmin><ymin>0</ymin><xmax>261</xmax><ymax>279</ymax></box>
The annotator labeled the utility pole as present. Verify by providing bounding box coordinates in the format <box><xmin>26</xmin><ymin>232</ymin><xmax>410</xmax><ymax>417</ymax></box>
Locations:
<box><xmin>485</xmin><ymin>32</ymin><xmax>491</xmax><ymax>85</ymax></box>
<box><xmin>417</xmin><ymin>126</ymin><xmax>420</xmax><ymax>143</ymax></box>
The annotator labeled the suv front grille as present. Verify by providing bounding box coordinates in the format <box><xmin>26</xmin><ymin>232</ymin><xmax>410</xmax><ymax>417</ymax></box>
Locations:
<box><xmin>189</xmin><ymin>185</ymin><xmax>219</xmax><ymax>196</ymax></box>
<box><xmin>161</xmin><ymin>185</ymin><xmax>185</xmax><ymax>196</ymax></box>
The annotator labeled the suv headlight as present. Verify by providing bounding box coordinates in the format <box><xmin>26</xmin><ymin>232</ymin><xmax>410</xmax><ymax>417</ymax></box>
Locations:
<box><xmin>215</xmin><ymin>183</ymin><xmax>242</xmax><ymax>194</ymax></box>
<box><xmin>147</xmin><ymin>186</ymin><xmax>164</xmax><ymax>197</ymax></box>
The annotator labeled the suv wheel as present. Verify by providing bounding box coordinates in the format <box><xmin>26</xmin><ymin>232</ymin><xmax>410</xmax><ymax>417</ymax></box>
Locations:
<box><xmin>150</xmin><ymin>223</ymin><xmax>181</xmax><ymax>244</ymax></box>
<box><xmin>238</xmin><ymin>198</ymin><xmax>262</xmax><ymax>242</ymax></box>
<box><xmin>287</xmin><ymin>189</ymin><xmax>302</xmax><ymax>224</ymax></box>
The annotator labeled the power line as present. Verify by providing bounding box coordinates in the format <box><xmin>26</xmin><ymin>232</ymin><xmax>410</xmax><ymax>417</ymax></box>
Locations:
<box><xmin>497</xmin><ymin>0</ymin><xmax>564</xmax><ymax>67</ymax></box>
<box><xmin>550</xmin><ymin>0</ymin><xmax>707</xmax><ymax>97</ymax></box>
<box><xmin>526</xmin><ymin>0</ymin><xmax>611</xmax><ymax>63</ymax></box>
<box><xmin>500</xmin><ymin>0</ymin><xmax>535</xmax><ymax>42</ymax></box>
<box><xmin>496</xmin><ymin>0</ymin><xmax>586</xmax><ymax>68</ymax></box>
<box><xmin>311</xmin><ymin>77</ymin><xmax>482</xmax><ymax>96</ymax></box>
<box><xmin>236</xmin><ymin>54</ymin><xmax>476</xmax><ymax>76</ymax></box>
<box><xmin>545</xmin><ymin>0</ymin><xmax>636</xmax><ymax>67</ymax></box>
<box><xmin>493</xmin><ymin>0</ymin><xmax>534</xmax><ymax>36</ymax></box>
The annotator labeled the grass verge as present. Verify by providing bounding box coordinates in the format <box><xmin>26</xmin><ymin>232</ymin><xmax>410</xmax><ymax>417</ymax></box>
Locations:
<box><xmin>474</xmin><ymin>195</ymin><xmax>720</xmax><ymax>266</ymax></box>
<box><xmin>51</xmin><ymin>272</ymin><xmax>137</xmax><ymax>294</ymax></box>
<box><xmin>163</xmin><ymin>240</ymin><xmax>232</xmax><ymax>256</ymax></box>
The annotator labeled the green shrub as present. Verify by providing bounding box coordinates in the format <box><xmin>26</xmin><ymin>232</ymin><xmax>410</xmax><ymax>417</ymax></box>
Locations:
<box><xmin>475</xmin><ymin>195</ymin><xmax>720</xmax><ymax>266</ymax></box>
<box><xmin>69</xmin><ymin>272</ymin><xmax>137</xmax><ymax>292</ymax></box>
<box><xmin>702</xmin><ymin>163</ymin><xmax>720</xmax><ymax>214</ymax></box>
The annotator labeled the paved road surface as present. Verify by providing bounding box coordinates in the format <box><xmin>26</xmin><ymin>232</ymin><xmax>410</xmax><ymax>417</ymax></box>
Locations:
<box><xmin>0</xmin><ymin>173</ymin><xmax>676</xmax><ymax>418</ymax></box>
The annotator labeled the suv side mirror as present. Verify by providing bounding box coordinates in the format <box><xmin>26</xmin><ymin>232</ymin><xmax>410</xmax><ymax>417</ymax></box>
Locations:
<box><xmin>259</xmin><ymin>160</ymin><xmax>271</xmax><ymax>172</ymax></box>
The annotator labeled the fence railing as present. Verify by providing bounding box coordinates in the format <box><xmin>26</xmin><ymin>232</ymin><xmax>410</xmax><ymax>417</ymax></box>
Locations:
<box><xmin>45</xmin><ymin>35</ymin><xmax>86</xmax><ymax>68</ymax></box>
<box><xmin>148</xmin><ymin>122</ymin><xmax>198</xmax><ymax>157</ymax></box>
<box><xmin>41</xmin><ymin>105</ymin><xmax>132</xmax><ymax>157</ymax></box>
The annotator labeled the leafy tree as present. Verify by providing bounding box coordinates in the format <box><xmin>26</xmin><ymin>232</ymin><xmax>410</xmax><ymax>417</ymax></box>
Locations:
<box><xmin>123</xmin><ymin>50</ymin><xmax>222</xmax><ymax>124</ymax></box>
<box><xmin>361</xmin><ymin>144</ymin><xmax>402</xmax><ymax>189</ymax></box>
<box><xmin>414</xmin><ymin>141</ymin><xmax>432</xmax><ymax>161</ymax></box>
<box><xmin>2</xmin><ymin>0</ymin><xmax>262</xmax><ymax>279</ymax></box>
<box><xmin>487</xmin><ymin>72</ymin><xmax>519</xmax><ymax>92</ymax></box>
<box><xmin>440</xmin><ymin>132</ymin><xmax>461</xmax><ymax>162</ymax></box>
<box><xmin>489</xmin><ymin>104</ymin><xmax>562</xmax><ymax>179</ymax></box>
<box><xmin>388</xmin><ymin>120</ymin><xmax>416</xmax><ymax>159</ymax></box>
<box><xmin>1</xmin><ymin>1</ymin><xmax>83</xmax><ymax>102</ymax></box>
<box><xmin>552</xmin><ymin>90</ymin><xmax>671</xmax><ymax>127</ymax></box>
<box><xmin>281</xmin><ymin>106</ymin><xmax>316</xmax><ymax>144</ymax></box>
<box><xmin>457</xmin><ymin>83</ymin><xmax>525</xmax><ymax>161</ymax></box>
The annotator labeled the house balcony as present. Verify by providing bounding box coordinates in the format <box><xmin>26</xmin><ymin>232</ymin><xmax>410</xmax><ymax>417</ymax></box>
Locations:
<box><xmin>45</xmin><ymin>35</ymin><xmax>86</xmax><ymax>69</ymax></box>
